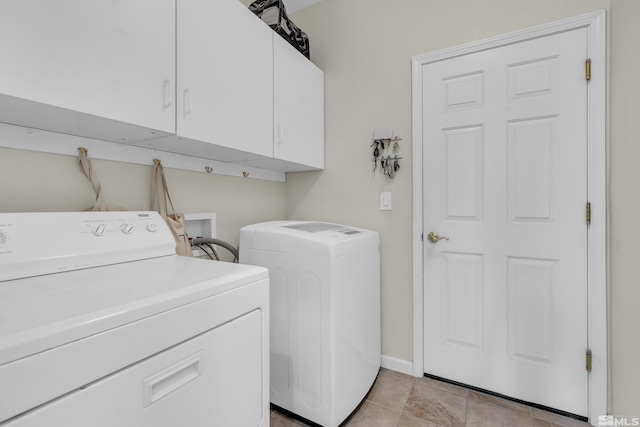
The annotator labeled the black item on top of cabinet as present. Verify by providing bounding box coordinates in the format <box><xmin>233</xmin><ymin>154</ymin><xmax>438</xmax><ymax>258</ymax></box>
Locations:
<box><xmin>249</xmin><ymin>0</ymin><xmax>310</xmax><ymax>59</ymax></box>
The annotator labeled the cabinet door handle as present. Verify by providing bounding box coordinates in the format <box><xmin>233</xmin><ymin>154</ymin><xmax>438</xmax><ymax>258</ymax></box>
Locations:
<box><xmin>162</xmin><ymin>79</ymin><xmax>173</xmax><ymax>109</ymax></box>
<box><xmin>276</xmin><ymin>124</ymin><xmax>283</xmax><ymax>144</ymax></box>
<box><xmin>183</xmin><ymin>88</ymin><xmax>192</xmax><ymax>117</ymax></box>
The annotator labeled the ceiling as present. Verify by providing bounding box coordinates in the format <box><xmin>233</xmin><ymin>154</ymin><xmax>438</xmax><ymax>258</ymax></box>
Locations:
<box><xmin>282</xmin><ymin>0</ymin><xmax>325</xmax><ymax>14</ymax></box>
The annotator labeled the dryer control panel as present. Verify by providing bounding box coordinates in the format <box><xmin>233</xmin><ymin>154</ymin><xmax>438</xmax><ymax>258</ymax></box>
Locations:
<box><xmin>0</xmin><ymin>211</ymin><xmax>175</xmax><ymax>282</ymax></box>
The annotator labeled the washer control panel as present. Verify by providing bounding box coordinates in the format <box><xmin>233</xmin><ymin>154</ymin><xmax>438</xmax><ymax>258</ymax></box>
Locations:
<box><xmin>0</xmin><ymin>211</ymin><xmax>175</xmax><ymax>282</ymax></box>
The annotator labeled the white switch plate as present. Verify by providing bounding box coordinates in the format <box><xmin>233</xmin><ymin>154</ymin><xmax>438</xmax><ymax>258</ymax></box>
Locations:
<box><xmin>380</xmin><ymin>192</ymin><xmax>392</xmax><ymax>211</ymax></box>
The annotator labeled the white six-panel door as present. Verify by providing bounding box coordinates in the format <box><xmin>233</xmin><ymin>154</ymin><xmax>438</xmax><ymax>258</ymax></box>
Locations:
<box><xmin>422</xmin><ymin>28</ymin><xmax>589</xmax><ymax>416</ymax></box>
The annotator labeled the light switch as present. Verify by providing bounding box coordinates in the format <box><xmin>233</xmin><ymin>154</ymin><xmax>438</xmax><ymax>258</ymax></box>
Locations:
<box><xmin>380</xmin><ymin>192</ymin><xmax>392</xmax><ymax>211</ymax></box>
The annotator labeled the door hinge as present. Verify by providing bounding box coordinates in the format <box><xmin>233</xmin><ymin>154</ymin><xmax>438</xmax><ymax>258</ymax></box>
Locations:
<box><xmin>586</xmin><ymin>202</ymin><xmax>591</xmax><ymax>225</ymax></box>
<box><xmin>586</xmin><ymin>349</ymin><xmax>592</xmax><ymax>372</ymax></box>
<box><xmin>585</xmin><ymin>58</ymin><xmax>592</xmax><ymax>81</ymax></box>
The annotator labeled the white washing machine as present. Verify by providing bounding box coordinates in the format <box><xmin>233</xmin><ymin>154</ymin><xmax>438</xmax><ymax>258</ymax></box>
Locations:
<box><xmin>0</xmin><ymin>211</ymin><xmax>269</xmax><ymax>427</ymax></box>
<box><xmin>240</xmin><ymin>221</ymin><xmax>381</xmax><ymax>427</ymax></box>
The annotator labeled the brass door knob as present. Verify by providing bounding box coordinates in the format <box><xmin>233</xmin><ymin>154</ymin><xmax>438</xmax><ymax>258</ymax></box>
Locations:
<box><xmin>427</xmin><ymin>231</ymin><xmax>449</xmax><ymax>243</ymax></box>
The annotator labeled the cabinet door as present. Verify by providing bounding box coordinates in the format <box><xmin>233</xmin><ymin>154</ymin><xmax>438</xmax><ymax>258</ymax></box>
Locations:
<box><xmin>0</xmin><ymin>0</ymin><xmax>175</xmax><ymax>137</ymax></box>
<box><xmin>177</xmin><ymin>0</ymin><xmax>274</xmax><ymax>158</ymax></box>
<box><xmin>273</xmin><ymin>34</ymin><xmax>325</xmax><ymax>169</ymax></box>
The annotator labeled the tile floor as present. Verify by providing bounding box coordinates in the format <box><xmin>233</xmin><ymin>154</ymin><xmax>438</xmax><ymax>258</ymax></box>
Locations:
<box><xmin>270</xmin><ymin>369</ymin><xmax>593</xmax><ymax>427</ymax></box>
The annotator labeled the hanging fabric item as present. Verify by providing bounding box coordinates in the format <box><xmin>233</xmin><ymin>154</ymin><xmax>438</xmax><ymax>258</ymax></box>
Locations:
<box><xmin>249</xmin><ymin>0</ymin><xmax>310</xmax><ymax>59</ymax></box>
<box><xmin>150</xmin><ymin>159</ymin><xmax>193</xmax><ymax>257</ymax></box>
<box><xmin>78</xmin><ymin>147</ymin><xmax>125</xmax><ymax>211</ymax></box>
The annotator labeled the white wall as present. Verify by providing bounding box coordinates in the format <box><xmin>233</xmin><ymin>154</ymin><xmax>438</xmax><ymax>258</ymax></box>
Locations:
<box><xmin>287</xmin><ymin>0</ymin><xmax>640</xmax><ymax>416</ymax></box>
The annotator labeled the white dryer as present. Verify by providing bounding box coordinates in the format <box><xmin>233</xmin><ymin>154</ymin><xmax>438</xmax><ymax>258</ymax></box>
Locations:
<box><xmin>240</xmin><ymin>221</ymin><xmax>381</xmax><ymax>427</ymax></box>
<box><xmin>0</xmin><ymin>211</ymin><xmax>269</xmax><ymax>427</ymax></box>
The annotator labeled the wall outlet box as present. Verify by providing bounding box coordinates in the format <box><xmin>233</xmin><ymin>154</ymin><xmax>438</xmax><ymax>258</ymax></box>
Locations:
<box><xmin>184</xmin><ymin>213</ymin><xmax>217</xmax><ymax>257</ymax></box>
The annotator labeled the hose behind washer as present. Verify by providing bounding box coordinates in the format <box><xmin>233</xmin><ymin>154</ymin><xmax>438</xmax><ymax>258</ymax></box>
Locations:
<box><xmin>190</xmin><ymin>238</ymin><xmax>239</xmax><ymax>263</ymax></box>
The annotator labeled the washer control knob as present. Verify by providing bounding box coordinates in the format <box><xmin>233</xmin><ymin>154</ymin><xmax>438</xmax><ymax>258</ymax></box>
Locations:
<box><xmin>146</xmin><ymin>223</ymin><xmax>159</xmax><ymax>233</ymax></box>
<box><xmin>121</xmin><ymin>224</ymin><xmax>134</xmax><ymax>234</ymax></box>
<box><xmin>92</xmin><ymin>224</ymin><xmax>106</xmax><ymax>237</ymax></box>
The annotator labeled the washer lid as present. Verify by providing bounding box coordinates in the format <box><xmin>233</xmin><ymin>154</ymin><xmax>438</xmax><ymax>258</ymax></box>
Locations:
<box><xmin>0</xmin><ymin>256</ymin><xmax>268</xmax><ymax>366</ymax></box>
<box><xmin>283</xmin><ymin>222</ymin><xmax>362</xmax><ymax>235</ymax></box>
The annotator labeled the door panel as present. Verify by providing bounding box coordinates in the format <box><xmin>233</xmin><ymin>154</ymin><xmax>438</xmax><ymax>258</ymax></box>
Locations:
<box><xmin>509</xmin><ymin>117</ymin><xmax>558</xmax><ymax>222</ymax></box>
<box><xmin>423</xmin><ymin>28</ymin><xmax>588</xmax><ymax>416</ymax></box>
<box><xmin>443</xmin><ymin>126</ymin><xmax>484</xmax><ymax>221</ymax></box>
<box><xmin>442</xmin><ymin>252</ymin><xmax>484</xmax><ymax>350</ymax></box>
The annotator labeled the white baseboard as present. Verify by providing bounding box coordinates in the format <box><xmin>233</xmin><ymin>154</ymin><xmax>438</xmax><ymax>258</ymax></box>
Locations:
<box><xmin>381</xmin><ymin>355</ymin><xmax>415</xmax><ymax>377</ymax></box>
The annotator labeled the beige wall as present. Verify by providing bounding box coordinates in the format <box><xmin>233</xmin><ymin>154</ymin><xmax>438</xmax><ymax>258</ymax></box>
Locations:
<box><xmin>608</xmin><ymin>0</ymin><xmax>640</xmax><ymax>416</ymax></box>
<box><xmin>0</xmin><ymin>146</ymin><xmax>286</xmax><ymax>248</ymax></box>
<box><xmin>288</xmin><ymin>0</ymin><xmax>640</xmax><ymax>416</ymax></box>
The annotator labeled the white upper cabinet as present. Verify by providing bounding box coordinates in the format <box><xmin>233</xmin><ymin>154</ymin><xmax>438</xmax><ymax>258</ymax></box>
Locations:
<box><xmin>172</xmin><ymin>0</ymin><xmax>274</xmax><ymax>161</ymax></box>
<box><xmin>273</xmin><ymin>34</ymin><xmax>324</xmax><ymax>170</ymax></box>
<box><xmin>0</xmin><ymin>0</ymin><xmax>324</xmax><ymax>174</ymax></box>
<box><xmin>148</xmin><ymin>0</ymin><xmax>324</xmax><ymax>170</ymax></box>
<box><xmin>0</xmin><ymin>0</ymin><xmax>176</xmax><ymax>142</ymax></box>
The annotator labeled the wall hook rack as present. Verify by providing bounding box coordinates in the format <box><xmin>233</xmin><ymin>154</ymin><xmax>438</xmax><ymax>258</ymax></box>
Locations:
<box><xmin>371</xmin><ymin>132</ymin><xmax>402</xmax><ymax>178</ymax></box>
<box><xmin>373</xmin><ymin>155</ymin><xmax>403</xmax><ymax>178</ymax></box>
<box><xmin>372</xmin><ymin>137</ymin><xmax>402</xmax><ymax>153</ymax></box>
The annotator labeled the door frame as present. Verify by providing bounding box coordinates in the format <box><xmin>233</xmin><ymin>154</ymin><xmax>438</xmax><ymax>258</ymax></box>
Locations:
<box><xmin>411</xmin><ymin>10</ymin><xmax>606</xmax><ymax>421</ymax></box>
